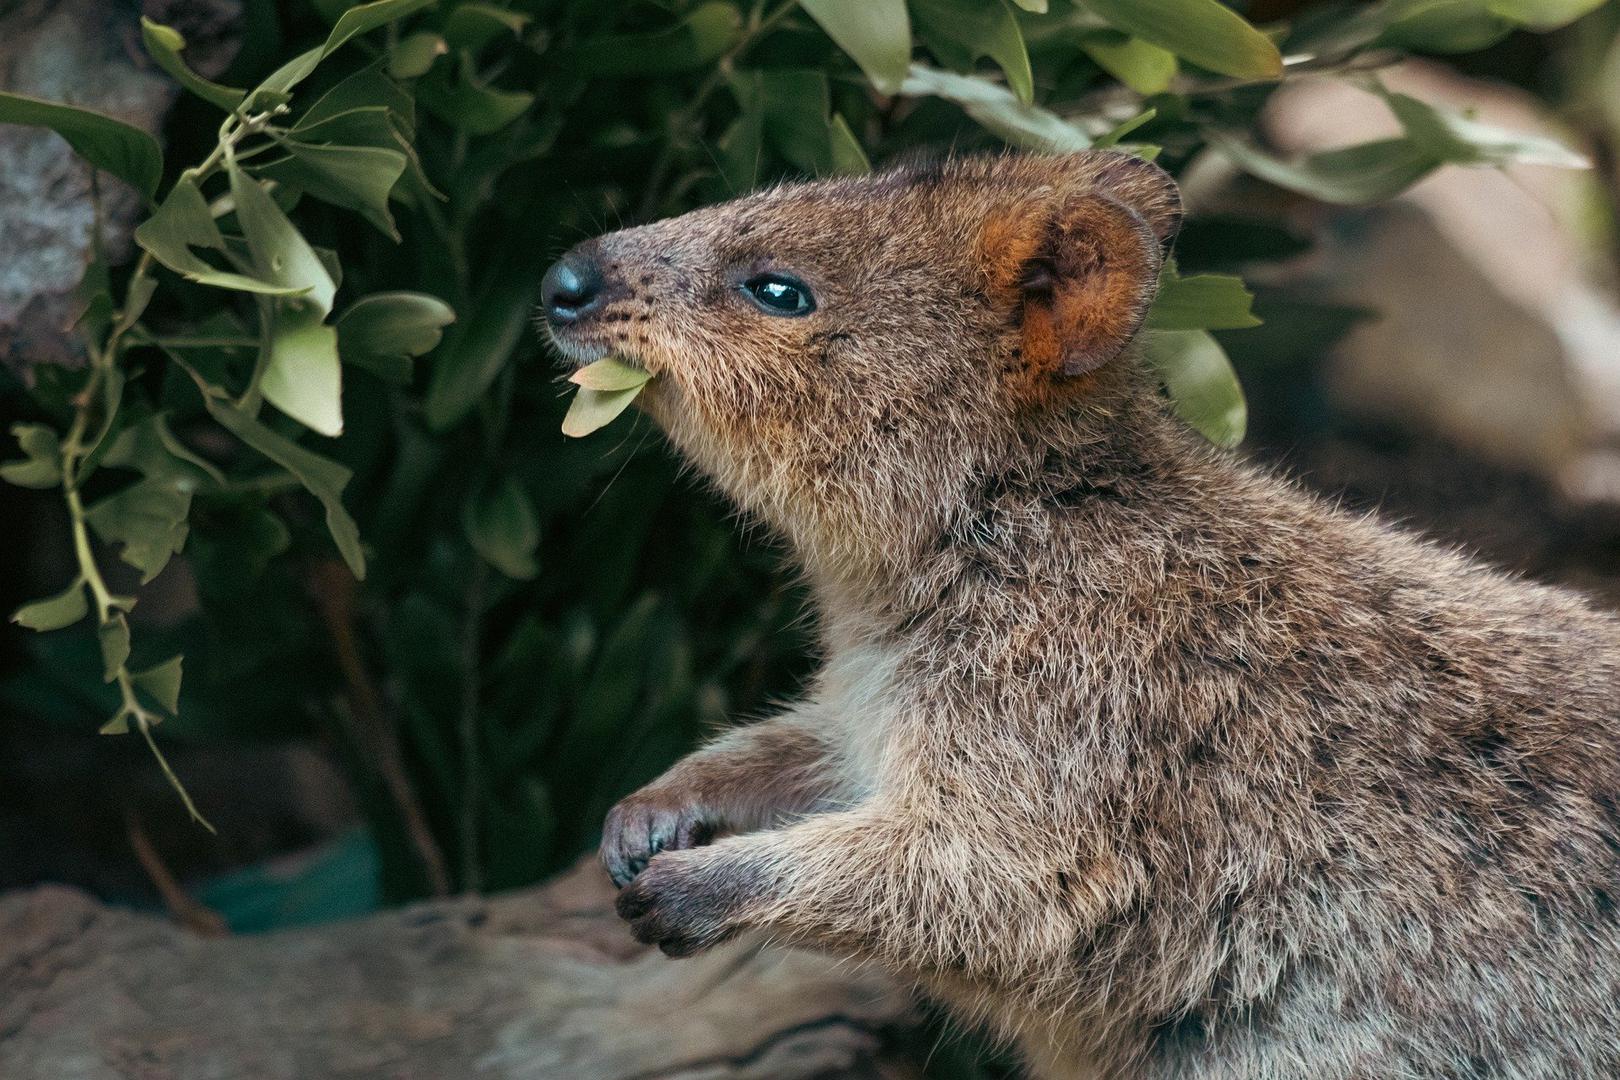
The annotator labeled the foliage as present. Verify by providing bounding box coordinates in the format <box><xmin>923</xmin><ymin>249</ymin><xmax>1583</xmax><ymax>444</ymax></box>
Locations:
<box><xmin>0</xmin><ymin>0</ymin><xmax>1600</xmax><ymax>900</ymax></box>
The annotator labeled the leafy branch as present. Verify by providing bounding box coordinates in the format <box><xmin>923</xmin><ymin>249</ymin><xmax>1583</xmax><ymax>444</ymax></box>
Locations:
<box><xmin>2</xmin><ymin>0</ymin><xmax>452</xmax><ymax>826</ymax></box>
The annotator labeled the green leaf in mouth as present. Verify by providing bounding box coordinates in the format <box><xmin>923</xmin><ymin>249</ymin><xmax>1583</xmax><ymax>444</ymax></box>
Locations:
<box><xmin>562</xmin><ymin>358</ymin><xmax>652</xmax><ymax>437</ymax></box>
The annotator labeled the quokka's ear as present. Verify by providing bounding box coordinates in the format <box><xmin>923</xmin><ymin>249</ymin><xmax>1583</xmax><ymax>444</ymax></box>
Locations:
<box><xmin>976</xmin><ymin>152</ymin><xmax>1180</xmax><ymax>380</ymax></box>
<box><xmin>1015</xmin><ymin>190</ymin><xmax>1166</xmax><ymax>378</ymax></box>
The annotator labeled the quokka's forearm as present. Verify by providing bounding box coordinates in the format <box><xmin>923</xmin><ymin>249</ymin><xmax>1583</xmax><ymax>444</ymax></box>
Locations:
<box><xmin>664</xmin><ymin>711</ymin><xmax>842</xmax><ymax>830</ymax></box>
<box><xmin>601</xmin><ymin>711</ymin><xmax>842</xmax><ymax>887</ymax></box>
<box><xmin>712</xmin><ymin>805</ymin><xmax>1087</xmax><ymax>979</ymax></box>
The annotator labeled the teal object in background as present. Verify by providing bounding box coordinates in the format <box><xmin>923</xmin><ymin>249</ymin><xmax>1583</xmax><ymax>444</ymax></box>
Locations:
<box><xmin>195</xmin><ymin>829</ymin><xmax>381</xmax><ymax>933</ymax></box>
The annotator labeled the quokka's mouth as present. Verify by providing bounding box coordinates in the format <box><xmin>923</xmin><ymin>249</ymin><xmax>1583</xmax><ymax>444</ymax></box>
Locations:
<box><xmin>542</xmin><ymin>319</ymin><xmax>609</xmax><ymax>368</ymax></box>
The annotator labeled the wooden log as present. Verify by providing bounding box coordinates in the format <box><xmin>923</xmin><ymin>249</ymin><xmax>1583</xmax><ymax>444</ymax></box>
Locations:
<box><xmin>0</xmin><ymin>859</ymin><xmax>919</xmax><ymax>1079</ymax></box>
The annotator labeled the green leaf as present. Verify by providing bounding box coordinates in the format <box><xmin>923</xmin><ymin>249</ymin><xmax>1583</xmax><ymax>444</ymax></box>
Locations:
<box><xmin>828</xmin><ymin>114</ymin><xmax>872</xmax><ymax>175</ymax></box>
<box><xmin>1146</xmin><ymin>329</ymin><xmax>1247</xmax><ymax>447</ymax></box>
<box><xmin>98</xmin><ymin>615</ymin><xmax>131</xmax><ymax>681</ymax></box>
<box><xmin>0</xmin><ymin>91</ymin><xmax>162</xmax><ymax>200</ymax></box>
<box><xmin>1329</xmin><ymin>0</ymin><xmax>1599</xmax><ymax>53</ymax></box>
<box><xmin>11</xmin><ymin>580</ymin><xmax>88</xmax><ymax>632</ymax></box>
<box><xmin>228</xmin><ymin>162</ymin><xmax>344</xmax><ymax>435</ymax></box>
<box><xmin>800</xmin><ymin>0</ymin><xmax>911</xmax><ymax>94</ymax></box>
<box><xmin>901</xmin><ymin>65</ymin><xmax>1091</xmax><ymax>152</ymax></box>
<box><xmin>115</xmin><ymin>275</ymin><xmax>159</xmax><ymax>339</ymax></box>
<box><xmin>74</xmin><ymin>251</ymin><xmax>115</xmax><ymax>342</ymax></box>
<box><xmin>1365</xmin><ymin>0</ymin><xmax>1516</xmax><ymax>52</ymax></box>
<box><xmin>1081</xmin><ymin>33</ymin><xmax>1178</xmax><ymax>96</ymax></box>
<box><xmin>443</xmin><ymin>3</ymin><xmax>530</xmax><ymax>50</ymax></box>
<box><xmin>0</xmin><ymin>457</ymin><xmax>60</xmax><ymax>489</ymax></box>
<box><xmin>569</xmin><ymin>357</ymin><xmax>652</xmax><ymax>392</ymax></box>
<box><xmin>1487</xmin><ymin>0</ymin><xmax>1609</xmax><ymax>30</ymax></box>
<box><xmin>82</xmin><ymin>366</ymin><xmax>127</xmax><ymax>469</ymax></box>
<box><xmin>134</xmin><ymin>178</ymin><xmax>307</xmax><ymax>295</ymax></box>
<box><xmin>417</xmin><ymin>73</ymin><xmax>534</xmax><ymax>135</ymax></box>
<box><xmin>290</xmin><ymin>94</ymin><xmax>439</xmax><ymax>206</ymax></box>
<box><xmin>562</xmin><ymin>386</ymin><xmax>646</xmax><ymax>438</ymax></box>
<box><xmin>1</xmin><ymin>423</ymin><xmax>63</xmax><ymax>489</ymax></box>
<box><xmin>255</xmin><ymin>139</ymin><xmax>409</xmax><ymax>239</ymax></box>
<box><xmin>1010</xmin><ymin>0</ymin><xmax>1048</xmax><ymax>9</ymax></box>
<box><xmin>101</xmin><ymin>708</ymin><xmax>132</xmax><ymax>736</ymax></box>
<box><xmin>256</xmin><ymin>0</ymin><xmax>438</xmax><ymax>96</ymax></box>
<box><xmin>336</xmin><ymin>292</ymin><xmax>456</xmax><ymax>385</ymax></box>
<box><xmin>1377</xmin><ymin>85</ymin><xmax>1590</xmax><ymax>168</ymax></box>
<box><xmin>563</xmin><ymin>2</ymin><xmax>741</xmax><ymax>76</ymax></box>
<box><xmin>737</xmin><ymin>71</ymin><xmax>808</xmax><ymax>174</ymax></box>
<box><xmin>297</xmin><ymin>62</ymin><xmax>416</xmax><ymax>135</ymax></box>
<box><xmin>1095</xmin><ymin>106</ymin><xmax>1158</xmax><ymax>148</ymax></box>
<box><xmin>462</xmin><ymin>476</ymin><xmax>540</xmax><ymax>579</ymax></box>
<box><xmin>390</xmin><ymin>31</ymin><xmax>447</xmax><ymax>78</ymax></box>
<box><xmin>424</xmin><ymin>253</ymin><xmax>543</xmax><ymax>430</ymax></box>
<box><xmin>261</xmin><ymin>304</ymin><xmax>345</xmax><ymax>438</ymax></box>
<box><xmin>227</xmin><ymin>163</ymin><xmax>338</xmax><ymax>314</ymax></box>
<box><xmin>102</xmin><ymin>413</ymin><xmax>226</xmax><ymax>488</ymax></box>
<box><xmin>555</xmin><ymin>594</ymin><xmax>662</xmax><ymax>795</ymax></box>
<box><xmin>140</xmin><ymin>18</ymin><xmax>247</xmax><ymax>111</ymax></box>
<box><xmin>1211</xmin><ymin>132</ymin><xmax>1441</xmax><ymax>204</ymax></box>
<box><xmin>86</xmin><ymin>478</ymin><xmax>193</xmax><ymax>583</ymax></box>
<box><xmin>1079</xmin><ymin>0</ymin><xmax>1281</xmax><ymax>79</ymax></box>
<box><xmin>205</xmin><ymin>400</ymin><xmax>366</xmax><ymax>578</ymax></box>
<box><xmin>1148</xmin><ymin>267</ymin><xmax>1262</xmax><ymax>330</ymax></box>
<box><xmin>132</xmin><ymin>655</ymin><xmax>184</xmax><ymax>715</ymax></box>
<box><xmin>912</xmin><ymin>0</ymin><xmax>1034</xmax><ymax>104</ymax></box>
<box><xmin>294</xmin><ymin>106</ymin><xmax>410</xmax><ymax>155</ymax></box>
<box><xmin>729</xmin><ymin>70</ymin><xmax>869</xmax><ymax>177</ymax></box>
<box><xmin>1213</xmin><ymin>82</ymin><xmax>1587</xmax><ymax>207</ymax></box>
<box><xmin>717</xmin><ymin>91</ymin><xmax>766</xmax><ymax>192</ymax></box>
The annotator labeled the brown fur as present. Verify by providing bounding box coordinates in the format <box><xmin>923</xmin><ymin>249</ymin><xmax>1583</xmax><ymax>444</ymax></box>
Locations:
<box><xmin>550</xmin><ymin>151</ymin><xmax>1620</xmax><ymax>1078</ymax></box>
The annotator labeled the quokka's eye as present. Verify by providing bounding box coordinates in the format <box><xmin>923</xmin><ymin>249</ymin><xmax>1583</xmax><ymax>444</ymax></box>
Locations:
<box><xmin>742</xmin><ymin>273</ymin><xmax>815</xmax><ymax>316</ymax></box>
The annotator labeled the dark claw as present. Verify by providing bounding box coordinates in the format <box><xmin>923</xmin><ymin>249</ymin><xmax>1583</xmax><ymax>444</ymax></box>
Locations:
<box><xmin>648</xmin><ymin>816</ymin><xmax>675</xmax><ymax>858</ymax></box>
<box><xmin>600</xmin><ymin>793</ymin><xmax>718</xmax><ymax>889</ymax></box>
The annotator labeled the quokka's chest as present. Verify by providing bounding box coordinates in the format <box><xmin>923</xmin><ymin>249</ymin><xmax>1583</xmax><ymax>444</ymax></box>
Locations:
<box><xmin>816</xmin><ymin>642</ymin><xmax>911</xmax><ymax>801</ymax></box>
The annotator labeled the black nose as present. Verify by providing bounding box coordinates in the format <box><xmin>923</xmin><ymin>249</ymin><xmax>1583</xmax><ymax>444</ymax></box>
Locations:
<box><xmin>541</xmin><ymin>253</ymin><xmax>605</xmax><ymax>325</ymax></box>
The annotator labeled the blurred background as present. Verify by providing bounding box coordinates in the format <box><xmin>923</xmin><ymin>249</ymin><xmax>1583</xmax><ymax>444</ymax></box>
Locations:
<box><xmin>2</xmin><ymin>0</ymin><xmax>1619</xmax><ymax>1075</ymax></box>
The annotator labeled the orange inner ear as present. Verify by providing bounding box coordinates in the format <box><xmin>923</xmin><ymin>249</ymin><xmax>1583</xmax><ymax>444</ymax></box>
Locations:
<box><xmin>1046</xmin><ymin>194</ymin><xmax>1161</xmax><ymax>377</ymax></box>
<box><xmin>980</xmin><ymin>193</ymin><xmax>1162</xmax><ymax>390</ymax></box>
<box><xmin>976</xmin><ymin>203</ymin><xmax>1068</xmax><ymax>391</ymax></box>
<box><xmin>975</xmin><ymin>204</ymin><xmax>1048</xmax><ymax>304</ymax></box>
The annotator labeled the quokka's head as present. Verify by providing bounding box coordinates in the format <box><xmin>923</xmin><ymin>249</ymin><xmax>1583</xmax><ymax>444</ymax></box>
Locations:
<box><xmin>542</xmin><ymin>150</ymin><xmax>1181</xmax><ymax>565</ymax></box>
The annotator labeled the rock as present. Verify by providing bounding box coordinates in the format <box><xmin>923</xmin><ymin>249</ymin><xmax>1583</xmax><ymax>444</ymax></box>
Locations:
<box><xmin>0</xmin><ymin>859</ymin><xmax>919</xmax><ymax>1080</ymax></box>
<box><xmin>0</xmin><ymin>0</ymin><xmax>240</xmax><ymax>378</ymax></box>
<box><xmin>1256</xmin><ymin>62</ymin><xmax>1620</xmax><ymax>506</ymax></box>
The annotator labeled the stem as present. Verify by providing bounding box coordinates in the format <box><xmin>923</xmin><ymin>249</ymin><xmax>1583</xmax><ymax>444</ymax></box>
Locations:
<box><xmin>60</xmin><ymin>422</ymin><xmax>217</xmax><ymax>834</ymax></box>
<box><xmin>635</xmin><ymin>0</ymin><xmax>799</xmax><ymax>219</ymax></box>
<box><xmin>138</xmin><ymin>711</ymin><xmax>216</xmax><ymax>833</ymax></box>
<box><xmin>31</xmin><ymin>111</ymin><xmax>295</xmax><ymax>834</ymax></box>
<box><xmin>143</xmin><ymin>335</ymin><xmax>263</xmax><ymax>349</ymax></box>
<box><xmin>65</xmin><ymin>486</ymin><xmax>111</xmax><ymax>619</ymax></box>
<box><xmin>310</xmin><ymin>560</ymin><xmax>453</xmax><ymax>897</ymax></box>
<box><xmin>457</xmin><ymin>560</ymin><xmax>488</xmax><ymax>893</ymax></box>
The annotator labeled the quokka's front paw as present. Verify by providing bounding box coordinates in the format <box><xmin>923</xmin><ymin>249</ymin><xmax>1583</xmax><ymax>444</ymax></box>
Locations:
<box><xmin>614</xmin><ymin>850</ymin><xmax>746</xmax><ymax>958</ymax></box>
<box><xmin>600</xmin><ymin>785</ymin><xmax>719</xmax><ymax>888</ymax></box>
